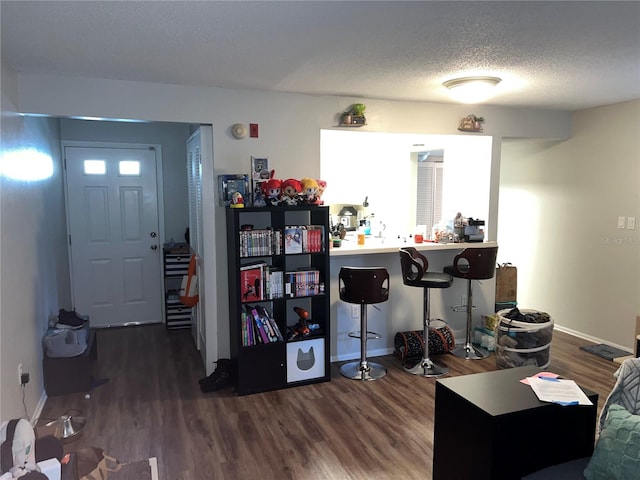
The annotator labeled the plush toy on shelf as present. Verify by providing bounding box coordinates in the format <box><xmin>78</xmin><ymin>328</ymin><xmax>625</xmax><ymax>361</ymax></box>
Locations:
<box><xmin>260</xmin><ymin>171</ymin><xmax>282</xmax><ymax>206</ymax></box>
<box><xmin>315</xmin><ymin>179</ymin><xmax>327</xmax><ymax>205</ymax></box>
<box><xmin>280</xmin><ymin>178</ymin><xmax>302</xmax><ymax>205</ymax></box>
<box><xmin>230</xmin><ymin>191</ymin><xmax>245</xmax><ymax>208</ymax></box>
<box><xmin>299</xmin><ymin>177</ymin><xmax>319</xmax><ymax>204</ymax></box>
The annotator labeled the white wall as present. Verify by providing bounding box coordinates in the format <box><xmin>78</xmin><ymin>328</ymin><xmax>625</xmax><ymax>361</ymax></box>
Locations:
<box><xmin>499</xmin><ymin>100</ymin><xmax>640</xmax><ymax>350</ymax></box>
<box><xmin>1</xmin><ymin>65</ymin><xmax>70</xmax><ymax>420</ymax></box>
<box><xmin>13</xmin><ymin>72</ymin><xmax>579</xmax><ymax>370</ymax></box>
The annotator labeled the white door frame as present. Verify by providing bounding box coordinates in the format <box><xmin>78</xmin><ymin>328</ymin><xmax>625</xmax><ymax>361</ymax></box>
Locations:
<box><xmin>197</xmin><ymin>125</ymin><xmax>219</xmax><ymax>373</ymax></box>
<box><xmin>62</xmin><ymin>140</ymin><xmax>165</xmax><ymax>322</ymax></box>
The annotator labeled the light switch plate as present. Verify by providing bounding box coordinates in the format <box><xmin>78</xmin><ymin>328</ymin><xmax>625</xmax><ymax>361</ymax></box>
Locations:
<box><xmin>617</xmin><ymin>216</ymin><xmax>626</xmax><ymax>229</ymax></box>
<box><xmin>627</xmin><ymin>217</ymin><xmax>636</xmax><ymax>230</ymax></box>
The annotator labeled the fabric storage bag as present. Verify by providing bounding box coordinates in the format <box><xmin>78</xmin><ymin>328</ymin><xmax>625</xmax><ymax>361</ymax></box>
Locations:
<box><xmin>394</xmin><ymin>320</ymin><xmax>455</xmax><ymax>358</ymax></box>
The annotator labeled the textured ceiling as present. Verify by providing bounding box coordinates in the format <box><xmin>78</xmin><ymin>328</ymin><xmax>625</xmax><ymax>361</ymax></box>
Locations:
<box><xmin>2</xmin><ymin>1</ymin><xmax>639</xmax><ymax>111</ymax></box>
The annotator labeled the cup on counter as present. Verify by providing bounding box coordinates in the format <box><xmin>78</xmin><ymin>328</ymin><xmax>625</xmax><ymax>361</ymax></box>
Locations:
<box><xmin>357</xmin><ymin>233</ymin><xmax>365</xmax><ymax>245</ymax></box>
<box><xmin>414</xmin><ymin>234</ymin><xmax>424</xmax><ymax>243</ymax></box>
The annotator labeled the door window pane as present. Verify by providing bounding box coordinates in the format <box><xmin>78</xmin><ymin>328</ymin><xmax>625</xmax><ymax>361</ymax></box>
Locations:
<box><xmin>119</xmin><ymin>161</ymin><xmax>140</xmax><ymax>176</ymax></box>
<box><xmin>84</xmin><ymin>160</ymin><xmax>106</xmax><ymax>175</ymax></box>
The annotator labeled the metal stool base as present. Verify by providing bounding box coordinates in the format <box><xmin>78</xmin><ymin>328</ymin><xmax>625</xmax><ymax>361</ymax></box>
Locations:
<box><xmin>348</xmin><ymin>330</ymin><xmax>382</xmax><ymax>340</ymax></box>
<box><xmin>340</xmin><ymin>361</ymin><xmax>387</xmax><ymax>381</ymax></box>
<box><xmin>404</xmin><ymin>357</ymin><xmax>448</xmax><ymax>377</ymax></box>
<box><xmin>452</xmin><ymin>343</ymin><xmax>490</xmax><ymax>360</ymax></box>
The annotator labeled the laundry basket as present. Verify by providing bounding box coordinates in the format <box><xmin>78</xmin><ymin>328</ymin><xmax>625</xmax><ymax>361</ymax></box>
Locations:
<box><xmin>495</xmin><ymin>308</ymin><xmax>554</xmax><ymax>369</ymax></box>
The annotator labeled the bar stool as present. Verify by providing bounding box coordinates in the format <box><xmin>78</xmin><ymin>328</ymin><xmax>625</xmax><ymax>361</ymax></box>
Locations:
<box><xmin>399</xmin><ymin>247</ymin><xmax>453</xmax><ymax>377</ymax></box>
<box><xmin>444</xmin><ymin>246</ymin><xmax>498</xmax><ymax>360</ymax></box>
<box><xmin>339</xmin><ymin>266</ymin><xmax>390</xmax><ymax>381</ymax></box>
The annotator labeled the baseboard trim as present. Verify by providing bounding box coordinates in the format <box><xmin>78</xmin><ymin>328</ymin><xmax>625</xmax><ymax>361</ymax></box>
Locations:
<box><xmin>331</xmin><ymin>347</ymin><xmax>395</xmax><ymax>363</ymax></box>
<box><xmin>553</xmin><ymin>324</ymin><xmax>633</xmax><ymax>355</ymax></box>
<box><xmin>331</xmin><ymin>327</ymin><xmax>635</xmax><ymax>364</ymax></box>
<box><xmin>30</xmin><ymin>391</ymin><xmax>48</xmax><ymax>426</ymax></box>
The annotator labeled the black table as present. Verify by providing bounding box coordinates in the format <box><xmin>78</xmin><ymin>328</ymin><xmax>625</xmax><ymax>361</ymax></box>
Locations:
<box><xmin>432</xmin><ymin>366</ymin><xmax>598</xmax><ymax>480</ymax></box>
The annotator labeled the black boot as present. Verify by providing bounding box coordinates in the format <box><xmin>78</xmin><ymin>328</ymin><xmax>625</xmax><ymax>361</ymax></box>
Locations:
<box><xmin>198</xmin><ymin>359</ymin><xmax>233</xmax><ymax>384</ymax></box>
<box><xmin>199</xmin><ymin>359</ymin><xmax>235</xmax><ymax>392</ymax></box>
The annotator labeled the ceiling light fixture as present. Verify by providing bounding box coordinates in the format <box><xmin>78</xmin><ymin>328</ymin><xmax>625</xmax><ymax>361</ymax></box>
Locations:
<box><xmin>443</xmin><ymin>76</ymin><xmax>502</xmax><ymax>104</ymax></box>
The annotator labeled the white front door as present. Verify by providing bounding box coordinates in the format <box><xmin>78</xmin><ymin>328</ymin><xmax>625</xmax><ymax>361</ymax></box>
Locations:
<box><xmin>65</xmin><ymin>145</ymin><xmax>163</xmax><ymax>328</ymax></box>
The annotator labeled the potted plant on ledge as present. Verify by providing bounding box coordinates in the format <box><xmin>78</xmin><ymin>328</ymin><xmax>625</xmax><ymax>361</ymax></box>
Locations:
<box><xmin>458</xmin><ymin>114</ymin><xmax>485</xmax><ymax>132</ymax></box>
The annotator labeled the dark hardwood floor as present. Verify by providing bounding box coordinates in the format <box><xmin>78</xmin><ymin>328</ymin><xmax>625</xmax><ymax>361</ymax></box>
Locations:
<box><xmin>38</xmin><ymin>325</ymin><xmax>622</xmax><ymax>479</ymax></box>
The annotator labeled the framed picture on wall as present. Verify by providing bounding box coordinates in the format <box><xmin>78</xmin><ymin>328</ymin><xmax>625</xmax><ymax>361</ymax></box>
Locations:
<box><xmin>251</xmin><ymin>156</ymin><xmax>270</xmax><ymax>206</ymax></box>
<box><xmin>218</xmin><ymin>174</ymin><xmax>250</xmax><ymax>207</ymax></box>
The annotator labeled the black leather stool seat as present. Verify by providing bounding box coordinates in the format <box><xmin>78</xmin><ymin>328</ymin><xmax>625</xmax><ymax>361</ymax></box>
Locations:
<box><xmin>444</xmin><ymin>246</ymin><xmax>498</xmax><ymax>280</ymax></box>
<box><xmin>339</xmin><ymin>267</ymin><xmax>389</xmax><ymax>305</ymax></box>
<box><xmin>406</xmin><ymin>272</ymin><xmax>454</xmax><ymax>289</ymax></box>
<box><xmin>399</xmin><ymin>247</ymin><xmax>453</xmax><ymax>377</ymax></box>
<box><xmin>339</xmin><ymin>266</ymin><xmax>389</xmax><ymax>381</ymax></box>
<box><xmin>443</xmin><ymin>246</ymin><xmax>498</xmax><ymax>360</ymax></box>
<box><xmin>400</xmin><ymin>247</ymin><xmax>453</xmax><ymax>289</ymax></box>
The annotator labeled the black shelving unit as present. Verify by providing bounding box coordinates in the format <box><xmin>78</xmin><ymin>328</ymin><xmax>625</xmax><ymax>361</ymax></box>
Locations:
<box><xmin>226</xmin><ymin>205</ymin><xmax>331</xmax><ymax>395</ymax></box>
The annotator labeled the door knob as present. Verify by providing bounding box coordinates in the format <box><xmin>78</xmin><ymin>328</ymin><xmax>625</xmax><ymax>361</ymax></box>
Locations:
<box><xmin>150</xmin><ymin>232</ymin><xmax>157</xmax><ymax>238</ymax></box>
<box><xmin>150</xmin><ymin>245</ymin><xmax>158</xmax><ymax>250</ymax></box>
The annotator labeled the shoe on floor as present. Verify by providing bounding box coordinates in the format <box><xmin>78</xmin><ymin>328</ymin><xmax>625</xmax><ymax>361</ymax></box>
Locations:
<box><xmin>199</xmin><ymin>359</ymin><xmax>235</xmax><ymax>392</ymax></box>
<box><xmin>57</xmin><ymin>308</ymin><xmax>89</xmax><ymax>329</ymax></box>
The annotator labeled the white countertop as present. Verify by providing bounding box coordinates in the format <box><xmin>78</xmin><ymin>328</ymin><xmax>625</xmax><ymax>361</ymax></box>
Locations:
<box><xmin>329</xmin><ymin>237</ymin><xmax>497</xmax><ymax>257</ymax></box>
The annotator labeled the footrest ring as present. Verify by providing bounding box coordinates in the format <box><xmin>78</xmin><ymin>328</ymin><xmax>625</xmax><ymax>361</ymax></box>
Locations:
<box><xmin>348</xmin><ymin>330</ymin><xmax>382</xmax><ymax>340</ymax></box>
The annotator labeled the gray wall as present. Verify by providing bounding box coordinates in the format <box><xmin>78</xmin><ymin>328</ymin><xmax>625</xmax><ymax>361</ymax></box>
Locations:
<box><xmin>59</xmin><ymin>119</ymin><xmax>192</xmax><ymax>243</ymax></box>
<box><xmin>499</xmin><ymin>101</ymin><xmax>640</xmax><ymax>349</ymax></box>
<box><xmin>1</xmin><ymin>64</ymin><xmax>70</xmax><ymax>420</ymax></box>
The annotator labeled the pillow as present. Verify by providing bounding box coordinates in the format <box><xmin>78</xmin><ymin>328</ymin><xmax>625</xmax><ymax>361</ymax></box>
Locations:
<box><xmin>584</xmin><ymin>404</ymin><xmax>640</xmax><ymax>480</ymax></box>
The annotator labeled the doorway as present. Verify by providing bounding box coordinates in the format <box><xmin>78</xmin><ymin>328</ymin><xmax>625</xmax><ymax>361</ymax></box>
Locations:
<box><xmin>64</xmin><ymin>143</ymin><xmax>163</xmax><ymax>328</ymax></box>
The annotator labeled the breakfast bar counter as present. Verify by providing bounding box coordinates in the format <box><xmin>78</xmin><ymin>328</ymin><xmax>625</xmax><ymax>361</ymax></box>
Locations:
<box><xmin>328</xmin><ymin>239</ymin><xmax>498</xmax><ymax>362</ymax></box>
<box><xmin>330</xmin><ymin>238</ymin><xmax>498</xmax><ymax>256</ymax></box>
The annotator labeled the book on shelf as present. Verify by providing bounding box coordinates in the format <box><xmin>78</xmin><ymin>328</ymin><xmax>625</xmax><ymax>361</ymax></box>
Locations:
<box><xmin>259</xmin><ymin>311</ymin><xmax>278</xmax><ymax>343</ymax></box>
<box><xmin>241</xmin><ymin>312</ymin><xmax>250</xmax><ymax>346</ymax></box>
<box><xmin>285</xmin><ymin>268</ymin><xmax>322</xmax><ymax>298</ymax></box>
<box><xmin>239</xmin><ymin>229</ymin><xmax>282</xmax><ymax>257</ymax></box>
<box><xmin>256</xmin><ymin>305</ymin><xmax>284</xmax><ymax>342</ymax></box>
<box><xmin>302</xmin><ymin>225</ymin><xmax>325</xmax><ymax>253</ymax></box>
<box><xmin>284</xmin><ymin>226</ymin><xmax>303</xmax><ymax>254</ymax></box>
<box><xmin>240</xmin><ymin>262</ymin><xmax>266</xmax><ymax>302</ymax></box>
<box><xmin>240</xmin><ymin>262</ymin><xmax>285</xmax><ymax>302</ymax></box>
<box><xmin>284</xmin><ymin>225</ymin><xmax>325</xmax><ymax>254</ymax></box>
<box><xmin>246</xmin><ymin>305</ymin><xmax>270</xmax><ymax>344</ymax></box>
<box><xmin>267</xmin><ymin>268</ymin><xmax>283</xmax><ymax>300</ymax></box>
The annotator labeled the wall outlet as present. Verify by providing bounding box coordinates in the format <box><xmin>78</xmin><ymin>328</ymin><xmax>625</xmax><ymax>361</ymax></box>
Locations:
<box><xmin>17</xmin><ymin>363</ymin><xmax>23</xmax><ymax>386</ymax></box>
<box><xmin>351</xmin><ymin>305</ymin><xmax>359</xmax><ymax>318</ymax></box>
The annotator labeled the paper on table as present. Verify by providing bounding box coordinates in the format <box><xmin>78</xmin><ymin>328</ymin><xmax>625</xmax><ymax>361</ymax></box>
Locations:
<box><xmin>526</xmin><ymin>376</ymin><xmax>593</xmax><ymax>406</ymax></box>
<box><xmin>520</xmin><ymin>372</ymin><xmax>560</xmax><ymax>385</ymax></box>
